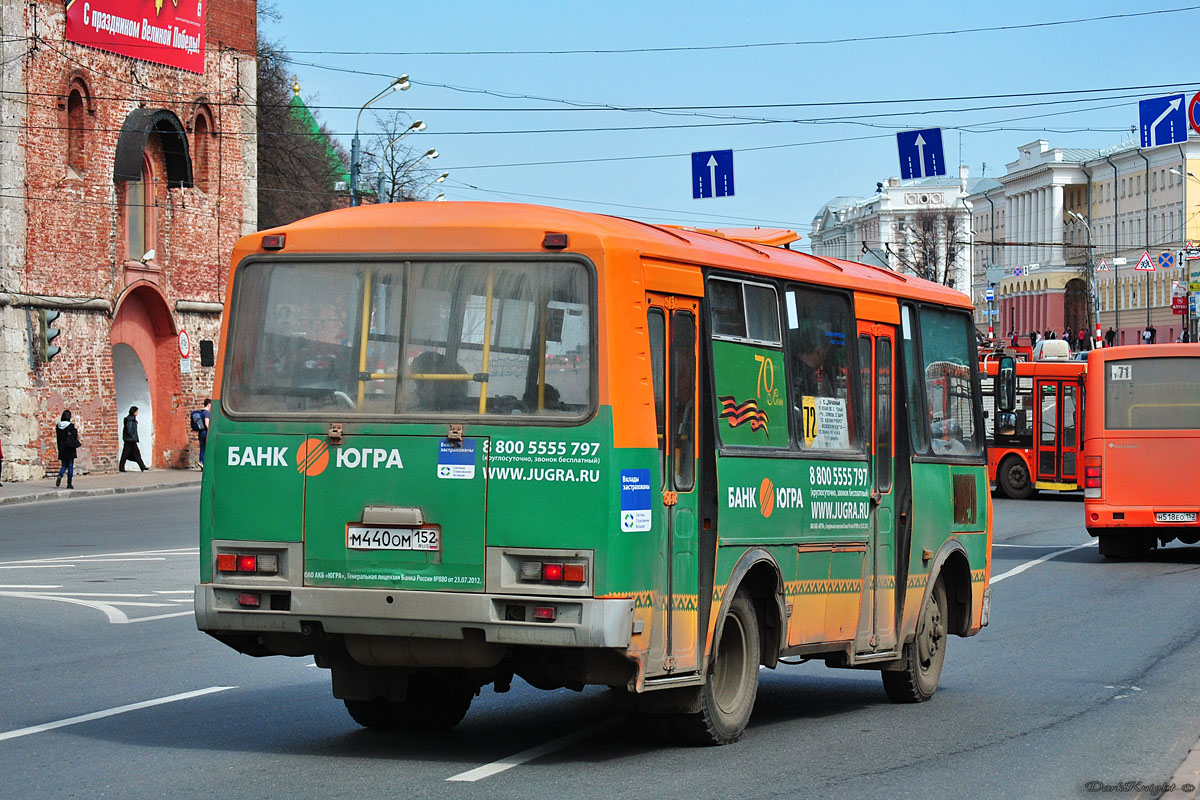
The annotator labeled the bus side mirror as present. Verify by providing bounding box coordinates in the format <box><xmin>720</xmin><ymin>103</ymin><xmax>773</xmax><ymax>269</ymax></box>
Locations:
<box><xmin>997</xmin><ymin>356</ymin><xmax>1016</xmax><ymax>413</ymax></box>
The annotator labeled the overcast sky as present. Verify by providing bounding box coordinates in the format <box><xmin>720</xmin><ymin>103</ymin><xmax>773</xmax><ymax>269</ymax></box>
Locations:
<box><xmin>263</xmin><ymin>1</ymin><xmax>1199</xmax><ymax>249</ymax></box>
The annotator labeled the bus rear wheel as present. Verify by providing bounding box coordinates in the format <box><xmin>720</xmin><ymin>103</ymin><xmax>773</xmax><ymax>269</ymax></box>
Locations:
<box><xmin>344</xmin><ymin>698</ymin><xmax>397</xmax><ymax>730</ymax></box>
<box><xmin>883</xmin><ymin>579</ymin><xmax>947</xmax><ymax>703</ymax></box>
<box><xmin>390</xmin><ymin>672</ymin><xmax>475</xmax><ymax>732</ymax></box>
<box><xmin>673</xmin><ymin>589</ymin><xmax>760</xmax><ymax>745</ymax></box>
<box><xmin>998</xmin><ymin>456</ymin><xmax>1036</xmax><ymax>499</ymax></box>
<box><xmin>1098</xmin><ymin>533</ymin><xmax>1155</xmax><ymax>559</ymax></box>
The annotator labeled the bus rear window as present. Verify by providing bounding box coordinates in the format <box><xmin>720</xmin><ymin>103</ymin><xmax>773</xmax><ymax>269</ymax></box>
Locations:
<box><xmin>1104</xmin><ymin>357</ymin><xmax>1200</xmax><ymax>430</ymax></box>
<box><xmin>223</xmin><ymin>259</ymin><xmax>594</xmax><ymax>419</ymax></box>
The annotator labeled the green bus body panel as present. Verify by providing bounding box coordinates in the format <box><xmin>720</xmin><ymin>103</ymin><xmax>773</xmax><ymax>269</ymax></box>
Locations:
<box><xmin>712</xmin><ymin>341</ymin><xmax>790</xmax><ymax>448</ymax></box>
<box><xmin>907</xmin><ymin>461</ymin><xmax>990</xmax><ymax>570</ymax></box>
<box><xmin>716</xmin><ymin>454</ymin><xmax>871</xmax><ymax>544</ymax></box>
<box><xmin>200</xmin><ymin>407</ymin><xmax>672</xmax><ymax>597</ymax></box>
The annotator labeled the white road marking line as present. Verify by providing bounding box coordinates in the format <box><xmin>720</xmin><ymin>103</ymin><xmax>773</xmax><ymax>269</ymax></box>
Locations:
<box><xmin>0</xmin><ymin>565</ymin><xmax>75</xmax><ymax>570</ymax></box>
<box><xmin>0</xmin><ymin>687</ymin><xmax>234</xmax><ymax>742</ymax></box>
<box><xmin>990</xmin><ymin>541</ymin><xmax>1097</xmax><ymax>585</ymax></box>
<box><xmin>0</xmin><ymin>591</ymin><xmax>170</xmax><ymax>623</ymax></box>
<box><xmin>123</xmin><ymin>611</ymin><xmax>193</xmax><ymax>623</ymax></box>
<box><xmin>447</xmin><ymin>719</ymin><xmax>618</xmax><ymax>782</ymax></box>
<box><xmin>0</xmin><ymin>585</ymin><xmax>61</xmax><ymax>589</ymax></box>
<box><xmin>153</xmin><ymin>590</ymin><xmax>194</xmax><ymax>595</ymax></box>
<box><xmin>992</xmin><ymin>543</ymin><xmax>1082</xmax><ymax>549</ymax></box>
<box><xmin>0</xmin><ymin>547</ymin><xmax>197</xmax><ymax>566</ymax></box>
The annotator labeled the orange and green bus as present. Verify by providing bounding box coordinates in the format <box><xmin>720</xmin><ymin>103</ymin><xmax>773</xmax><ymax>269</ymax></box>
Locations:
<box><xmin>1083</xmin><ymin>343</ymin><xmax>1200</xmax><ymax>558</ymax></box>
<box><xmin>194</xmin><ymin>202</ymin><xmax>992</xmax><ymax>744</ymax></box>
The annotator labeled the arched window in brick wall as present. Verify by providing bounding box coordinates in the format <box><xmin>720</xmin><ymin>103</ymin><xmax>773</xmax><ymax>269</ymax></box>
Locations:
<box><xmin>62</xmin><ymin>75</ymin><xmax>92</xmax><ymax>176</ymax></box>
<box><xmin>192</xmin><ymin>104</ymin><xmax>214</xmax><ymax>192</ymax></box>
<box><xmin>124</xmin><ymin>152</ymin><xmax>157</xmax><ymax>264</ymax></box>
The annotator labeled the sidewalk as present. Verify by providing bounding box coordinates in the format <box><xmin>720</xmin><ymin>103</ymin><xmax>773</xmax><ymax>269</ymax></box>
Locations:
<box><xmin>0</xmin><ymin>467</ymin><xmax>202</xmax><ymax>506</ymax></box>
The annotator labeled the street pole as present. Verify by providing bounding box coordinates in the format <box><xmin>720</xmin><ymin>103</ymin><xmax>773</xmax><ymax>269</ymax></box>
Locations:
<box><xmin>350</xmin><ymin>75</ymin><xmax>411</xmax><ymax>207</ymax></box>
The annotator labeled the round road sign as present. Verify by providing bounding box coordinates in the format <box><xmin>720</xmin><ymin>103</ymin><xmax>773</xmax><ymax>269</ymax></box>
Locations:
<box><xmin>1191</xmin><ymin>91</ymin><xmax>1200</xmax><ymax>135</ymax></box>
<box><xmin>178</xmin><ymin>329</ymin><xmax>191</xmax><ymax>359</ymax></box>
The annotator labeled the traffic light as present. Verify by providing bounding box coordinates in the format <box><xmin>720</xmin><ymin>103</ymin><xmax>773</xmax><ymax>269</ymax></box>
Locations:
<box><xmin>38</xmin><ymin>309</ymin><xmax>61</xmax><ymax>363</ymax></box>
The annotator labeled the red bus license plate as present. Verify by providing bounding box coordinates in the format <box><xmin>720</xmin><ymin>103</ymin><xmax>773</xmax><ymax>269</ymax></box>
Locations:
<box><xmin>1155</xmin><ymin>512</ymin><xmax>1197</xmax><ymax>523</ymax></box>
<box><xmin>347</xmin><ymin>526</ymin><xmax>440</xmax><ymax>551</ymax></box>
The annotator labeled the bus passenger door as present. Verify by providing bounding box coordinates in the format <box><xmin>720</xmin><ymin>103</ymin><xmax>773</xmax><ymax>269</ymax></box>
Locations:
<box><xmin>855</xmin><ymin>322</ymin><xmax>898</xmax><ymax>654</ymax></box>
<box><xmin>646</xmin><ymin>294</ymin><xmax>700</xmax><ymax>674</ymax></box>
<box><xmin>1035</xmin><ymin>380</ymin><xmax>1077</xmax><ymax>485</ymax></box>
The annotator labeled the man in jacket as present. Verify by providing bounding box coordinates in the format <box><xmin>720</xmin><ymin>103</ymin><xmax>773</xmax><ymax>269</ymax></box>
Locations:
<box><xmin>119</xmin><ymin>406</ymin><xmax>148</xmax><ymax>472</ymax></box>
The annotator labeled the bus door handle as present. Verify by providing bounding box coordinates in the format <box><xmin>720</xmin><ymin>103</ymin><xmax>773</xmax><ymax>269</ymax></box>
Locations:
<box><xmin>870</xmin><ymin>490</ymin><xmax>882</xmax><ymax>506</ymax></box>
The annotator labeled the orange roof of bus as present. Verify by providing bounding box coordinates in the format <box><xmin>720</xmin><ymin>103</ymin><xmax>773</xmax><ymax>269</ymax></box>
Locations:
<box><xmin>236</xmin><ymin>201</ymin><xmax>970</xmax><ymax>309</ymax></box>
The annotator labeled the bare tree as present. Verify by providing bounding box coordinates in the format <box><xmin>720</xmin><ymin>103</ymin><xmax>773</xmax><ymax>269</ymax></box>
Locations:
<box><xmin>256</xmin><ymin>37</ymin><xmax>349</xmax><ymax>229</ymax></box>
<box><xmin>890</xmin><ymin>209</ymin><xmax>962</xmax><ymax>288</ymax></box>
<box><xmin>359</xmin><ymin>110</ymin><xmax>442</xmax><ymax>203</ymax></box>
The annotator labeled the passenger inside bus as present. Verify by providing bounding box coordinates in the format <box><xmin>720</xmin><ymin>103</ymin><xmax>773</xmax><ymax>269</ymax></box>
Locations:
<box><xmin>408</xmin><ymin>350</ymin><xmax>469</xmax><ymax>411</ymax></box>
<box><xmin>793</xmin><ymin>325</ymin><xmax>835</xmax><ymax>397</ymax></box>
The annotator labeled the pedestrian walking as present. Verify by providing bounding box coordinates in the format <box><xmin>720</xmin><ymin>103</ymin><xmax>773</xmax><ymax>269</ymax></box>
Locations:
<box><xmin>1105</xmin><ymin>327</ymin><xmax>1116</xmax><ymax>347</ymax></box>
<box><xmin>55</xmin><ymin>409</ymin><xmax>81</xmax><ymax>489</ymax></box>
<box><xmin>198</xmin><ymin>398</ymin><xmax>210</xmax><ymax>469</ymax></box>
<box><xmin>1078</xmin><ymin>328</ymin><xmax>1091</xmax><ymax>351</ymax></box>
<box><xmin>0</xmin><ymin>431</ymin><xmax>5</xmax><ymax>486</ymax></box>
<box><xmin>1062</xmin><ymin>328</ymin><xmax>1073</xmax><ymax>348</ymax></box>
<box><xmin>1029</xmin><ymin>330</ymin><xmax>1038</xmax><ymax>347</ymax></box>
<box><xmin>1142</xmin><ymin>327</ymin><xmax>1152</xmax><ymax>345</ymax></box>
<box><xmin>1149</xmin><ymin>324</ymin><xmax>1157</xmax><ymax>344</ymax></box>
<box><xmin>119</xmin><ymin>406</ymin><xmax>148</xmax><ymax>472</ymax></box>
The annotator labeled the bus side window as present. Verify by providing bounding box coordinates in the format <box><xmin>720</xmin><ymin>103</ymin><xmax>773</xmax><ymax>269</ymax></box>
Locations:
<box><xmin>648</xmin><ymin>309</ymin><xmax>666</xmax><ymax>484</ymax></box>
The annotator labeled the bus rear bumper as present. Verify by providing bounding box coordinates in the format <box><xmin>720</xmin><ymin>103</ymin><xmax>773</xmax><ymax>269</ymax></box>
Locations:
<box><xmin>194</xmin><ymin>583</ymin><xmax>635</xmax><ymax>650</ymax></box>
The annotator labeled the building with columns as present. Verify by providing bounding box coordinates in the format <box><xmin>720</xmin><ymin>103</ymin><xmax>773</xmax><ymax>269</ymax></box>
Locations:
<box><xmin>809</xmin><ymin>167</ymin><xmax>985</xmax><ymax>293</ymax></box>
<box><xmin>969</xmin><ymin>136</ymin><xmax>1200</xmax><ymax>346</ymax></box>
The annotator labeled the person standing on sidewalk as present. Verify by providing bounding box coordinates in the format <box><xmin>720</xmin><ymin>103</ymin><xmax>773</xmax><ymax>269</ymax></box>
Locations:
<box><xmin>55</xmin><ymin>410</ymin><xmax>81</xmax><ymax>489</ymax></box>
<box><xmin>119</xmin><ymin>406</ymin><xmax>148</xmax><ymax>472</ymax></box>
<box><xmin>0</xmin><ymin>431</ymin><xmax>5</xmax><ymax>486</ymax></box>
<box><xmin>198</xmin><ymin>398</ymin><xmax>211</xmax><ymax>469</ymax></box>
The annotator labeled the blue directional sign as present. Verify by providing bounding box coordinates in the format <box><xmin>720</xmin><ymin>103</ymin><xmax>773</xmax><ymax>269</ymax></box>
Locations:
<box><xmin>1139</xmin><ymin>93</ymin><xmax>1187</xmax><ymax>148</ymax></box>
<box><xmin>896</xmin><ymin>128</ymin><xmax>946</xmax><ymax>180</ymax></box>
<box><xmin>692</xmin><ymin>149</ymin><xmax>734</xmax><ymax>199</ymax></box>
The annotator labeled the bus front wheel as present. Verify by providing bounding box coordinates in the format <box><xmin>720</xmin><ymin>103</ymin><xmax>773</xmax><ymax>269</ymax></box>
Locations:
<box><xmin>883</xmin><ymin>579</ymin><xmax>947</xmax><ymax>703</ymax></box>
<box><xmin>674</xmin><ymin>589</ymin><xmax>760</xmax><ymax>745</ymax></box>
<box><xmin>998</xmin><ymin>456</ymin><xmax>1036</xmax><ymax>499</ymax></box>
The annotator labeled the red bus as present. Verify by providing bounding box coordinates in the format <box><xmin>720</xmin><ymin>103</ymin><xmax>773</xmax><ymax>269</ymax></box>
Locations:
<box><xmin>981</xmin><ymin>354</ymin><xmax>1086</xmax><ymax>499</ymax></box>
<box><xmin>1083</xmin><ymin>344</ymin><xmax>1200</xmax><ymax>557</ymax></box>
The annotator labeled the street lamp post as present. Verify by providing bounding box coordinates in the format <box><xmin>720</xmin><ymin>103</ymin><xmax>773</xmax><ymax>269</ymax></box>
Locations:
<box><xmin>1066</xmin><ymin>210</ymin><xmax>1099</xmax><ymax>346</ymax></box>
<box><xmin>350</xmin><ymin>75</ymin><xmax>411</xmax><ymax>207</ymax></box>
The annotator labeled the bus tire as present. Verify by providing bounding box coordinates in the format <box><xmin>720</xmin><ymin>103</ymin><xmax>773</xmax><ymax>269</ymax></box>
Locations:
<box><xmin>390</xmin><ymin>673</ymin><xmax>474</xmax><ymax>732</ymax></box>
<box><xmin>1098</xmin><ymin>533</ymin><xmax>1153</xmax><ymax>559</ymax></box>
<box><xmin>673</xmin><ymin>589</ymin><xmax>760</xmax><ymax>745</ymax></box>
<box><xmin>882</xmin><ymin>579</ymin><xmax>948</xmax><ymax>703</ymax></box>
<box><xmin>343</xmin><ymin>698</ymin><xmax>397</xmax><ymax>730</ymax></box>
<box><xmin>997</xmin><ymin>456</ymin><xmax>1036</xmax><ymax>499</ymax></box>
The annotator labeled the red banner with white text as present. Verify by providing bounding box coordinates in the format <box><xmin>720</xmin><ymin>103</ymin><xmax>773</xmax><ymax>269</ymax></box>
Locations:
<box><xmin>65</xmin><ymin>0</ymin><xmax>206</xmax><ymax>75</ymax></box>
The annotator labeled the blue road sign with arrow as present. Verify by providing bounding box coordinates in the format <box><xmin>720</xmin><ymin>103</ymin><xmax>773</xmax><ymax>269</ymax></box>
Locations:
<box><xmin>1139</xmin><ymin>94</ymin><xmax>1187</xmax><ymax>148</ymax></box>
<box><xmin>896</xmin><ymin>128</ymin><xmax>945</xmax><ymax>180</ymax></box>
<box><xmin>692</xmin><ymin>149</ymin><xmax>734</xmax><ymax>198</ymax></box>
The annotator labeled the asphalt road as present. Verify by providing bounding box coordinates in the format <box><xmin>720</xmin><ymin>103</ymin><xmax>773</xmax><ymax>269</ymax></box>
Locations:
<box><xmin>1</xmin><ymin>488</ymin><xmax>1198</xmax><ymax>799</ymax></box>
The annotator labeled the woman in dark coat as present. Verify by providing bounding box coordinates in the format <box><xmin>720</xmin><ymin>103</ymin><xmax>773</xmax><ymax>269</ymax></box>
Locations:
<box><xmin>119</xmin><ymin>406</ymin><xmax>148</xmax><ymax>472</ymax></box>
<box><xmin>55</xmin><ymin>409</ymin><xmax>80</xmax><ymax>489</ymax></box>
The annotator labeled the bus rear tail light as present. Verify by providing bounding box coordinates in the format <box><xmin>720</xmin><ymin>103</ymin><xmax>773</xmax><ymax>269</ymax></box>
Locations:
<box><xmin>217</xmin><ymin>552</ymin><xmax>279</xmax><ymax>575</ymax></box>
<box><xmin>532</xmin><ymin>605</ymin><xmax>557</xmax><ymax>621</ymax></box>
<box><xmin>518</xmin><ymin>559</ymin><xmax>587</xmax><ymax>585</ymax></box>
<box><xmin>237</xmin><ymin>592</ymin><xmax>261</xmax><ymax>608</ymax></box>
<box><xmin>1084</xmin><ymin>457</ymin><xmax>1102</xmax><ymax>498</ymax></box>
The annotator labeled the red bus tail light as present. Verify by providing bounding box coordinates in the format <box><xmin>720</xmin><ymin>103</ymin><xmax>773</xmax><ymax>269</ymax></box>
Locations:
<box><xmin>1084</xmin><ymin>457</ymin><xmax>1102</xmax><ymax>498</ymax></box>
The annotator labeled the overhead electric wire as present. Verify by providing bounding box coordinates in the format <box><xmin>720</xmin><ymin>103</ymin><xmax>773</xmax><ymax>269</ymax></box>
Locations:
<box><xmin>277</xmin><ymin>6</ymin><xmax>1200</xmax><ymax>55</ymax></box>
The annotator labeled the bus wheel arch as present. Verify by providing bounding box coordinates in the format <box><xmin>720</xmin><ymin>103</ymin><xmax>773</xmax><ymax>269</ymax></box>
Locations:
<box><xmin>997</xmin><ymin>454</ymin><xmax>1036</xmax><ymax>499</ymax></box>
<box><xmin>929</xmin><ymin>547</ymin><xmax>973</xmax><ymax>637</ymax></box>
<box><xmin>713</xmin><ymin>549</ymin><xmax>785</xmax><ymax>671</ymax></box>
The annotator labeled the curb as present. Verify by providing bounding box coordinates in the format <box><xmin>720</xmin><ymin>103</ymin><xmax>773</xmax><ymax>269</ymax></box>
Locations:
<box><xmin>1164</xmin><ymin>740</ymin><xmax>1200</xmax><ymax>800</ymax></box>
<box><xmin>0</xmin><ymin>481</ymin><xmax>200</xmax><ymax>507</ymax></box>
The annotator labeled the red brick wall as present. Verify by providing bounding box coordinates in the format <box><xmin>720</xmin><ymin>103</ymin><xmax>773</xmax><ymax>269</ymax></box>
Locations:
<box><xmin>17</xmin><ymin>0</ymin><xmax>256</xmax><ymax>474</ymax></box>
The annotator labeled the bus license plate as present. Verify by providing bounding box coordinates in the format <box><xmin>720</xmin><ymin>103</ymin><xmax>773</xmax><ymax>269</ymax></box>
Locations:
<box><xmin>1155</xmin><ymin>512</ymin><xmax>1197</xmax><ymax>523</ymax></box>
<box><xmin>347</xmin><ymin>526</ymin><xmax>440</xmax><ymax>551</ymax></box>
